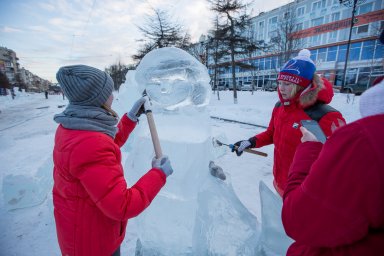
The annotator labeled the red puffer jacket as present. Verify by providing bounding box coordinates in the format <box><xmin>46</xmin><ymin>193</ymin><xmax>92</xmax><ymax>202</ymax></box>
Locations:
<box><xmin>53</xmin><ymin>114</ymin><xmax>166</xmax><ymax>256</ymax></box>
<box><xmin>254</xmin><ymin>78</ymin><xmax>345</xmax><ymax>196</ymax></box>
<box><xmin>282</xmin><ymin>114</ymin><xmax>384</xmax><ymax>255</ymax></box>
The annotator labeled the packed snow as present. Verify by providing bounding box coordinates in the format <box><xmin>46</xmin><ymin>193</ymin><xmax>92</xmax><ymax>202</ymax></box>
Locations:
<box><xmin>0</xmin><ymin>87</ymin><xmax>361</xmax><ymax>255</ymax></box>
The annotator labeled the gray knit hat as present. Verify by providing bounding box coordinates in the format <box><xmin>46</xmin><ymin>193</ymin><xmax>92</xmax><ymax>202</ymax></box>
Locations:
<box><xmin>56</xmin><ymin>65</ymin><xmax>114</xmax><ymax>106</ymax></box>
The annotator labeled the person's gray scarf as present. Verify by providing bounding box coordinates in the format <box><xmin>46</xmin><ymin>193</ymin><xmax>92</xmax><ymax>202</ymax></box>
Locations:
<box><xmin>54</xmin><ymin>104</ymin><xmax>118</xmax><ymax>138</ymax></box>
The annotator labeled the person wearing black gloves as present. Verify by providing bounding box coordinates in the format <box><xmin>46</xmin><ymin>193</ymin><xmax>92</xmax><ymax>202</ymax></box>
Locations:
<box><xmin>232</xmin><ymin>49</ymin><xmax>345</xmax><ymax>197</ymax></box>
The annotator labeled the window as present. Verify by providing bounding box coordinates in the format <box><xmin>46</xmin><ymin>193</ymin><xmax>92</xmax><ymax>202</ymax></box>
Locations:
<box><xmin>357</xmin><ymin>25</ymin><xmax>369</xmax><ymax>34</ymax></box>
<box><xmin>335</xmin><ymin>70</ymin><xmax>344</xmax><ymax>86</ymax></box>
<box><xmin>312</xmin><ymin>0</ymin><xmax>326</xmax><ymax>11</ymax></box>
<box><xmin>253</xmin><ymin>59</ymin><xmax>259</xmax><ymax>70</ymax></box>
<box><xmin>375</xmin><ymin>40</ymin><xmax>383</xmax><ymax>59</ymax></box>
<box><xmin>327</xmin><ymin>46</ymin><xmax>337</xmax><ymax>61</ymax></box>
<box><xmin>311</xmin><ymin>34</ymin><xmax>322</xmax><ymax>45</ymax></box>
<box><xmin>346</xmin><ymin>68</ymin><xmax>358</xmax><ymax>85</ymax></box>
<box><xmin>265</xmin><ymin>58</ymin><xmax>272</xmax><ymax>70</ymax></box>
<box><xmin>271</xmin><ymin>57</ymin><xmax>278</xmax><ymax>69</ymax></box>
<box><xmin>352</xmin><ymin>24</ymin><xmax>369</xmax><ymax>35</ymax></box>
<box><xmin>349</xmin><ymin>42</ymin><xmax>362</xmax><ymax>61</ymax></box>
<box><xmin>268</xmin><ymin>16</ymin><xmax>278</xmax><ymax>31</ymax></box>
<box><xmin>311</xmin><ymin>17</ymin><xmax>324</xmax><ymax>27</ymax></box>
<box><xmin>257</xmin><ymin>21</ymin><xmax>265</xmax><ymax>40</ymax></box>
<box><xmin>358</xmin><ymin>3</ymin><xmax>372</xmax><ymax>15</ymax></box>
<box><xmin>338</xmin><ymin>45</ymin><xmax>347</xmax><ymax>62</ymax></box>
<box><xmin>317</xmin><ymin>48</ymin><xmax>327</xmax><ymax>62</ymax></box>
<box><xmin>329</xmin><ymin>30</ymin><xmax>338</xmax><ymax>40</ymax></box>
<box><xmin>310</xmin><ymin>49</ymin><xmax>318</xmax><ymax>62</ymax></box>
<box><xmin>331</xmin><ymin>12</ymin><xmax>340</xmax><ymax>22</ymax></box>
<box><xmin>269</xmin><ymin>16</ymin><xmax>277</xmax><ymax>24</ymax></box>
<box><xmin>296</xmin><ymin>22</ymin><xmax>303</xmax><ymax>31</ymax></box>
<box><xmin>297</xmin><ymin>6</ymin><xmax>305</xmax><ymax>16</ymax></box>
<box><xmin>259</xmin><ymin>58</ymin><xmax>265</xmax><ymax>70</ymax></box>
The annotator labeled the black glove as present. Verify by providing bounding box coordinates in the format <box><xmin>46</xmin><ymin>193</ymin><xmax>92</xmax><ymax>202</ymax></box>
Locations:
<box><xmin>231</xmin><ymin>137</ymin><xmax>256</xmax><ymax>156</ymax></box>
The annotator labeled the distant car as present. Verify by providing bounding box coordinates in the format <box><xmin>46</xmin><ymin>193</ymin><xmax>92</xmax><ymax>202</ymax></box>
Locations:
<box><xmin>264</xmin><ymin>81</ymin><xmax>277</xmax><ymax>91</ymax></box>
<box><xmin>216</xmin><ymin>82</ymin><xmax>227</xmax><ymax>90</ymax></box>
<box><xmin>242</xmin><ymin>81</ymin><xmax>253</xmax><ymax>91</ymax></box>
<box><xmin>341</xmin><ymin>82</ymin><xmax>371</xmax><ymax>95</ymax></box>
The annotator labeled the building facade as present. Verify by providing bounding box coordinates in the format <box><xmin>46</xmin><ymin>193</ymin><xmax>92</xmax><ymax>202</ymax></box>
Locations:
<box><xmin>212</xmin><ymin>0</ymin><xmax>384</xmax><ymax>92</ymax></box>
<box><xmin>0</xmin><ymin>46</ymin><xmax>51</xmax><ymax>93</ymax></box>
<box><xmin>0</xmin><ymin>47</ymin><xmax>20</xmax><ymax>85</ymax></box>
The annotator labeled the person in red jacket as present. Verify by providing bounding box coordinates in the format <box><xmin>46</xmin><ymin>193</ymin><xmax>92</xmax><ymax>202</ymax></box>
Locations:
<box><xmin>232</xmin><ymin>49</ymin><xmax>345</xmax><ymax>196</ymax></box>
<box><xmin>282</xmin><ymin>77</ymin><xmax>384</xmax><ymax>255</ymax></box>
<box><xmin>53</xmin><ymin>65</ymin><xmax>173</xmax><ymax>256</ymax></box>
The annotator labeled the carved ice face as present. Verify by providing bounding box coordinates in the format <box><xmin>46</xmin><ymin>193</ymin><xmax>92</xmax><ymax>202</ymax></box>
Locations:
<box><xmin>135</xmin><ymin>47</ymin><xmax>211</xmax><ymax>109</ymax></box>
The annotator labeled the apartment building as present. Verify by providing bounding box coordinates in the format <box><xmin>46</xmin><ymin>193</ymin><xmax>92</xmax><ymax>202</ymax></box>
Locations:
<box><xmin>214</xmin><ymin>0</ymin><xmax>384</xmax><ymax>92</ymax></box>
<box><xmin>19</xmin><ymin>67</ymin><xmax>34</xmax><ymax>89</ymax></box>
<box><xmin>0</xmin><ymin>46</ymin><xmax>20</xmax><ymax>84</ymax></box>
<box><xmin>0</xmin><ymin>46</ymin><xmax>51</xmax><ymax>93</ymax></box>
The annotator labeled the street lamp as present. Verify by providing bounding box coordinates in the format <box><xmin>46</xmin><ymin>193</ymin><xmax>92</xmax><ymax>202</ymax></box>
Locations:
<box><xmin>339</xmin><ymin>0</ymin><xmax>367</xmax><ymax>92</ymax></box>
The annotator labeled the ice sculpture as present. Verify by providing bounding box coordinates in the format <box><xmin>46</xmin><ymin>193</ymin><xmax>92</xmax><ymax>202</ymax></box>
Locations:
<box><xmin>135</xmin><ymin>47</ymin><xmax>211</xmax><ymax>109</ymax></box>
<box><xmin>114</xmin><ymin>47</ymin><xmax>261</xmax><ymax>255</ymax></box>
<box><xmin>258</xmin><ymin>181</ymin><xmax>293</xmax><ymax>255</ymax></box>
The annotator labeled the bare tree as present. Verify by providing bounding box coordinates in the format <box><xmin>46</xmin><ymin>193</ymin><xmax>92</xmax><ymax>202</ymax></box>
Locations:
<box><xmin>208</xmin><ymin>15</ymin><xmax>234</xmax><ymax>100</ymax></box>
<box><xmin>208</xmin><ymin>0</ymin><xmax>258</xmax><ymax>104</ymax></box>
<box><xmin>269</xmin><ymin>2</ymin><xmax>303</xmax><ymax>69</ymax></box>
<box><xmin>237</xmin><ymin>21</ymin><xmax>270</xmax><ymax>94</ymax></box>
<box><xmin>105</xmin><ymin>61</ymin><xmax>135</xmax><ymax>91</ymax></box>
<box><xmin>133</xmin><ymin>8</ymin><xmax>191</xmax><ymax>63</ymax></box>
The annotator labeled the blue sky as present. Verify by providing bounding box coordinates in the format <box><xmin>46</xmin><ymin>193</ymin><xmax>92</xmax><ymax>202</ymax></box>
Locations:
<box><xmin>0</xmin><ymin>0</ymin><xmax>287</xmax><ymax>82</ymax></box>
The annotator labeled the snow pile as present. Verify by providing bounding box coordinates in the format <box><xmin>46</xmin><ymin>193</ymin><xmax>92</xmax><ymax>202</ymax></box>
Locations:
<box><xmin>3</xmin><ymin>157</ymin><xmax>52</xmax><ymax>211</ymax></box>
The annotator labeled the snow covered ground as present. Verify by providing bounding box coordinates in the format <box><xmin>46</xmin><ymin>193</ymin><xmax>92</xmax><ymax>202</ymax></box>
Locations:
<box><xmin>0</xmin><ymin>90</ymin><xmax>361</xmax><ymax>255</ymax></box>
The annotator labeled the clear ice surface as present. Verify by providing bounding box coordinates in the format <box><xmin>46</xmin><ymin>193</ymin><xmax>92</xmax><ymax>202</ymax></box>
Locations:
<box><xmin>135</xmin><ymin>47</ymin><xmax>211</xmax><ymax>109</ymax></box>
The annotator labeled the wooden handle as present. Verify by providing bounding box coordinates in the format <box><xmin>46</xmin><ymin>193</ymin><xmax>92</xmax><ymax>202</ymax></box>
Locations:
<box><xmin>244</xmin><ymin>148</ymin><xmax>268</xmax><ymax>157</ymax></box>
<box><xmin>145</xmin><ymin>111</ymin><xmax>163</xmax><ymax>158</ymax></box>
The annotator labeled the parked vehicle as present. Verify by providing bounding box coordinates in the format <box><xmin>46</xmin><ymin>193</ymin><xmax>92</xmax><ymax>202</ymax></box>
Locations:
<box><xmin>264</xmin><ymin>81</ymin><xmax>277</xmax><ymax>91</ymax></box>
<box><xmin>217</xmin><ymin>82</ymin><xmax>228</xmax><ymax>90</ymax></box>
<box><xmin>242</xmin><ymin>81</ymin><xmax>253</xmax><ymax>91</ymax></box>
<box><xmin>341</xmin><ymin>82</ymin><xmax>372</xmax><ymax>95</ymax></box>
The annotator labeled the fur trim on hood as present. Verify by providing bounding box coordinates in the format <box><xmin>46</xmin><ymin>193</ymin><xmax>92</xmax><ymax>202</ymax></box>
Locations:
<box><xmin>299</xmin><ymin>74</ymin><xmax>324</xmax><ymax>108</ymax></box>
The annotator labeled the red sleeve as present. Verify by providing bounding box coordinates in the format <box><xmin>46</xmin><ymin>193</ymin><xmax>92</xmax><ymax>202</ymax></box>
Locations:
<box><xmin>114</xmin><ymin>114</ymin><xmax>136</xmax><ymax>147</ymax></box>
<box><xmin>254</xmin><ymin>107</ymin><xmax>277</xmax><ymax>147</ymax></box>
<box><xmin>318</xmin><ymin>111</ymin><xmax>346</xmax><ymax>137</ymax></box>
<box><xmin>69</xmin><ymin>135</ymin><xmax>166</xmax><ymax>221</ymax></box>
<box><xmin>282</xmin><ymin>122</ymin><xmax>380</xmax><ymax>247</ymax></box>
